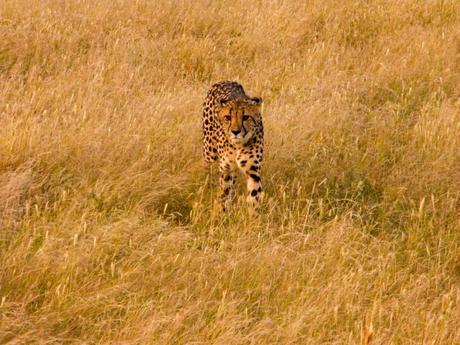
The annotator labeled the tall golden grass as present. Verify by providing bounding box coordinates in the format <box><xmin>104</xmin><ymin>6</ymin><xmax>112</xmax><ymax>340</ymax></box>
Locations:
<box><xmin>1</xmin><ymin>0</ymin><xmax>460</xmax><ymax>343</ymax></box>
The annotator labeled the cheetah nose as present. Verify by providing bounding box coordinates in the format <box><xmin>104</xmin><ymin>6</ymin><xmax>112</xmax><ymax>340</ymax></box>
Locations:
<box><xmin>232</xmin><ymin>129</ymin><xmax>241</xmax><ymax>135</ymax></box>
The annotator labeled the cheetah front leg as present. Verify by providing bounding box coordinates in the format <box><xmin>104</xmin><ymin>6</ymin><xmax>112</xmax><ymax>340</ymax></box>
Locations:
<box><xmin>219</xmin><ymin>159</ymin><xmax>236</xmax><ymax>211</ymax></box>
<box><xmin>238</xmin><ymin>159</ymin><xmax>262</xmax><ymax>214</ymax></box>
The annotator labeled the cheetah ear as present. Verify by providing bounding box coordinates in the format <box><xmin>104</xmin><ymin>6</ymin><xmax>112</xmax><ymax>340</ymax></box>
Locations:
<box><xmin>219</xmin><ymin>99</ymin><xmax>229</xmax><ymax>107</ymax></box>
<box><xmin>250</xmin><ymin>96</ymin><xmax>262</xmax><ymax>106</ymax></box>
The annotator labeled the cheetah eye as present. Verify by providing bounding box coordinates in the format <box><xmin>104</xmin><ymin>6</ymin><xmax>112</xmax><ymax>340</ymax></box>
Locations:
<box><xmin>242</xmin><ymin>115</ymin><xmax>251</xmax><ymax>121</ymax></box>
<box><xmin>224</xmin><ymin>115</ymin><xmax>231</xmax><ymax>121</ymax></box>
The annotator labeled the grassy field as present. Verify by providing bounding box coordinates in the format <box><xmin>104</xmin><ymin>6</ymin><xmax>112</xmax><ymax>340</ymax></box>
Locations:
<box><xmin>1</xmin><ymin>0</ymin><xmax>460</xmax><ymax>343</ymax></box>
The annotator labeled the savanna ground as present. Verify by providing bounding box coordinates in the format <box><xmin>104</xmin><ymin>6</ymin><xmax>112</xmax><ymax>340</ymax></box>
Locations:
<box><xmin>1</xmin><ymin>0</ymin><xmax>460</xmax><ymax>344</ymax></box>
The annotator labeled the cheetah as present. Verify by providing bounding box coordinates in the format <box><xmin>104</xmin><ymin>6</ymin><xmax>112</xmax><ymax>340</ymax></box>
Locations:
<box><xmin>201</xmin><ymin>81</ymin><xmax>264</xmax><ymax>213</ymax></box>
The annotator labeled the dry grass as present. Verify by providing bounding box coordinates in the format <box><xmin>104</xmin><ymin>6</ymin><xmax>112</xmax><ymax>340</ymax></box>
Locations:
<box><xmin>1</xmin><ymin>0</ymin><xmax>460</xmax><ymax>344</ymax></box>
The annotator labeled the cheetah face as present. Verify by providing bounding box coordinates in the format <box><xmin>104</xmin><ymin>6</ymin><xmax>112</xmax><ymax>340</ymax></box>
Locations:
<box><xmin>218</xmin><ymin>97</ymin><xmax>262</xmax><ymax>145</ymax></box>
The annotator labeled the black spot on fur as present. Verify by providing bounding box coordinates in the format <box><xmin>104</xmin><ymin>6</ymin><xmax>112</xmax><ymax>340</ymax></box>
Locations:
<box><xmin>251</xmin><ymin>189</ymin><xmax>258</xmax><ymax>197</ymax></box>
<box><xmin>240</xmin><ymin>160</ymin><xmax>247</xmax><ymax>167</ymax></box>
<box><xmin>249</xmin><ymin>165</ymin><xmax>258</xmax><ymax>172</ymax></box>
<box><xmin>250</xmin><ymin>174</ymin><xmax>260</xmax><ymax>182</ymax></box>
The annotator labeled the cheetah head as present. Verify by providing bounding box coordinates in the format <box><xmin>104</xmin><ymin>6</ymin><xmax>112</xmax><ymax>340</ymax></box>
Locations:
<box><xmin>218</xmin><ymin>97</ymin><xmax>263</xmax><ymax>145</ymax></box>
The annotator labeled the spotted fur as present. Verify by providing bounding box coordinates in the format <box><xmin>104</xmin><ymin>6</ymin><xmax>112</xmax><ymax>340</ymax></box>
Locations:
<box><xmin>202</xmin><ymin>81</ymin><xmax>264</xmax><ymax>213</ymax></box>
